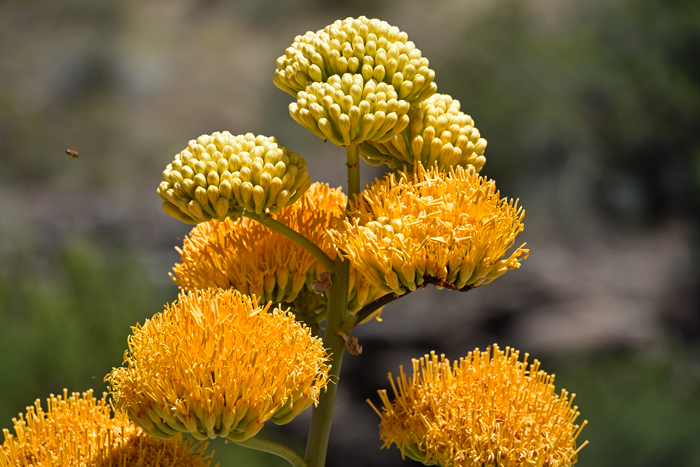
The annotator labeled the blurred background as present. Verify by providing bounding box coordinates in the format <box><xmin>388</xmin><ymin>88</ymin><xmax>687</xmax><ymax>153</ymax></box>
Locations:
<box><xmin>1</xmin><ymin>0</ymin><xmax>699</xmax><ymax>465</ymax></box>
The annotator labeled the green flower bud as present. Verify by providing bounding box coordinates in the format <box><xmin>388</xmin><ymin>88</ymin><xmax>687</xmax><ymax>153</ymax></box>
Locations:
<box><xmin>274</xmin><ymin>16</ymin><xmax>437</xmax><ymax>106</ymax></box>
<box><xmin>290</xmin><ymin>74</ymin><xmax>410</xmax><ymax>146</ymax></box>
<box><xmin>359</xmin><ymin>93</ymin><xmax>488</xmax><ymax>172</ymax></box>
<box><xmin>157</xmin><ymin>132</ymin><xmax>313</xmax><ymax>223</ymax></box>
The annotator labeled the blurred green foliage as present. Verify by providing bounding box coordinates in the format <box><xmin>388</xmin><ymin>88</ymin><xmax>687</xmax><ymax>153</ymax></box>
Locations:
<box><xmin>553</xmin><ymin>347</ymin><xmax>700</xmax><ymax>467</ymax></box>
<box><xmin>434</xmin><ymin>0</ymin><xmax>700</xmax><ymax>228</ymax></box>
<box><xmin>0</xmin><ymin>236</ymin><xmax>168</xmax><ymax>424</ymax></box>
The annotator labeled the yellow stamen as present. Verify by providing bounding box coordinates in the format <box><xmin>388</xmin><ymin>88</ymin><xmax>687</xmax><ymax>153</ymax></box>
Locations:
<box><xmin>0</xmin><ymin>390</ymin><xmax>216</xmax><ymax>467</ymax></box>
<box><xmin>370</xmin><ymin>345</ymin><xmax>587</xmax><ymax>467</ymax></box>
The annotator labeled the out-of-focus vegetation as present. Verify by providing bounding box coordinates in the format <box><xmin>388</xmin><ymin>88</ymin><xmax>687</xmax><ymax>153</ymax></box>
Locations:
<box><xmin>435</xmin><ymin>0</ymin><xmax>700</xmax><ymax>229</ymax></box>
<box><xmin>1</xmin><ymin>0</ymin><xmax>699</xmax><ymax>466</ymax></box>
<box><xmin>552</xmin><ymin>347</ymin><xmax>700</xmax><ymax>467</ymax></box>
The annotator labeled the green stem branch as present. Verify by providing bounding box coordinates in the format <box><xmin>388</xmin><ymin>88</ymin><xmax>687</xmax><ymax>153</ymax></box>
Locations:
<box><xmin>304</xmin><ymin>257</ymin><xmax>349</xmax><ymax>467</ymax></box>
<box><xmin>243</xmin><ymin>211</ymin><xmax>335</xmax><ymax>272</ymax></box>
<box><xmin>233</xmin><ymin>437</ymin><xmax>309</xmax><ymax>467</ymax></box>
<box><xmin>303</xmin><ymin>144</ymin><xmax>362</xmax><ymax>467</ymax></box>
<box><xmin>345</xmin><ymin>144</ymin><xmax>361</xmax><ymax>202</ymax></box>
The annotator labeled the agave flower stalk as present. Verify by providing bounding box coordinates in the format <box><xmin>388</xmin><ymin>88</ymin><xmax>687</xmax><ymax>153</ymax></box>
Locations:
<box><xmin>139</xmin><ymin>14</ymin><xmax>585</xmax><ymax>467</ymax></box>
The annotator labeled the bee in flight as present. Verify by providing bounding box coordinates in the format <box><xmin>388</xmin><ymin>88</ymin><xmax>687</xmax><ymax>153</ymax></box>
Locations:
<box><xmin>65</xmin><ymin>149</ymin><xmax>79</xmax><ymax>158</ymax></box>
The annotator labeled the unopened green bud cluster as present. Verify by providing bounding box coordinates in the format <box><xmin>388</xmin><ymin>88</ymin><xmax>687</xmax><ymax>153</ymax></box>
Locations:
<box><xmin>157</xmin><ymin>132</ymin><xmax>312</xmax><ymax>223</ymax></box>
<box><xmin>360</xmin><ymin>94</ymin><xmax>487</xmax><ymax>172</ymax></box>
<box><xmin>276</xmin><ymin>17</ymin><xmax>488</xmax><ymax>176</ymax></box>
<box><xmin>290</xmin><ymin>73</ymin><xmax>410</xmax><ymax>146</ymax></box>
<box><xmin>275</xmin><ymin>16</ymin><xmax>437</xmax><ymax>106</ymax></box>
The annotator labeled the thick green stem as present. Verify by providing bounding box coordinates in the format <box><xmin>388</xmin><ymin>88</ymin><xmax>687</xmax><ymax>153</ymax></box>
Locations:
<box><xmin>304</xmin><ymin>144</ymin><xmax>361</xmax><ymax>467</ymax></box>
<box><xmin>345</xmin><ymin>144</ymin><xmax>361</xmax><ymax>201</ymax></box>
<box><xmin>243</xmin><ymin>211</ymin><xmax>335</xmax><ymax>272</ymax></box>
<box><xmin>234</xmin><ymin>437</ymin><xmax>309</xmax><ymax>467</ymax></box>
<box><xmin>304</xmin><ymin>257</ymin><xmax>349</xmax><ymax>467</ymax></box>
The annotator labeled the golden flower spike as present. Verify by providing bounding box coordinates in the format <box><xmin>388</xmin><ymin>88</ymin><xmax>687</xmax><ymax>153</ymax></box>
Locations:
<box><xmin>360</xmin><ymin>93</ymin><xmax>488</xmax><ymax>172</ymax></box>
<box><xmin>275</xmin><ymin>16</ymin><xmax>437</xmax><ymax>105</ymax></box>
<box><xmin>171</xmin><ymin>183</ymin><xmax>387</xmax><ymax>323</ymax></box>
<box><xmin>0</xmin><ymin>389</ymin><xmax>216</xmax><ymax>467</ymax></box>
<box><xmin>106</xmin><ymin>289</ymin><xmax>330</xmax><ymax>442</ymax></box>
<box><xmin>369</xmin><ymin>345</ymin><xmax>588</xmax><ymax>467</ymax></box>
<box><xmin>157</xmin><ymin>132</ymin><xmax>312</xmax><ymax>224</ymax></box>
<box><xmin>328</xmin><ymin>164</ymin><xmax>528</xmax><ymax>297</ymax></box>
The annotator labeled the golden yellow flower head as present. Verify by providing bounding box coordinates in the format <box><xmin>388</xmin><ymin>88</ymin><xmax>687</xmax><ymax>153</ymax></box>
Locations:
<box><xmin>275</xmin><ymin>16</ymin><xmax>437</xmax><ymax>105</ymax></box>
<box><xmin>0</xmin><ymin>389</ymin><xmax>216</xmax><ymax>467</ymax></box>
<box><xmin>369</xmin><ymin>345</ymin><xmax>588</xmax><ymax>467</ymax></box>
<box><xmin>290</xmin><ymin>74</ymin><xmax>410</xmax><ymax>146</ymax></box>
<box><xmin>171</xmin><ymin>183</ymin><xmax>387</xmax><ymax>322</ymax></box>
<box><xmin>106</xmin><ymin>289</ymin><xmax>330</xmax><ymax>442</ymax></box>
<box><xmin>360</xmin><ymin>93</ymin><xmax>488</xmax><ymax>172</ymax></box>
<box><xmin>328</xmin><ymin>164</ymin><xmax>528</xmax><ymax>295</ymax></box>
<box><xmin>157</xmin><ymin>132</ymin><xmax>312</xmax><ymax>224</ymax></box>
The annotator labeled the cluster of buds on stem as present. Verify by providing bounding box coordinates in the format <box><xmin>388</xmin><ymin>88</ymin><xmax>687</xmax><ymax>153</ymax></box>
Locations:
<box><xmin>290</xmin><ymin>74</ymin><xmax>410</xmax><ymax>146</ymax></box>
<box><xmin>157</xmin><ymin>132</ymin><xmax>312</xmax><ymax>223</ymax></box>
<box><xmin>275</xmin><ymin>16</ymin><xmax>436</xmax><ymax>105</ymax></box>
<box><xmin>360</xmin><ymin>93</ymin><xmax>487</xmax><ymax>171</ymax></box>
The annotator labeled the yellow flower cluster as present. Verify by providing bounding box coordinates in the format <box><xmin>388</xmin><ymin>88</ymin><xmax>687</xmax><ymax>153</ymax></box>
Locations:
<box><xmin>328</xmin><ymin>164</ymin><xmax>528</xmax><ymax>295</ymax></box>
<box><xmin>106</xmin><ymin>290</ymin><xmax>330</xmax><ymax>442</ymax></box>
<box><xmin>290</xmin><ymin>74</ymin><xmax>410</xmax><ymax>146</ymax></box>
<box><xmin>360</xmin><ymin>93</ymin><xmax>488</xmax><ymax>172</ymax></box>
<box><xmin>0</xmin><ymin>390</ymin><xmax>215</xmax><ymax>467</ymax></box>
<box><xmin>369</xmin><ymin>345</ymin><xmax>587</xmax><ymax>467</ymax></box>
<box><xmin>171</xmin><ymin>183</ymin><xmax>387</xmax><ymax>322</ymax></box>
<box><xmin>275</xmin><ymin>16</ymin><xmax>436</xmax><ymax>105</ymax></box>
<box><xmin>157</xmin><ymin>132</ymin><xmax>312</xmax><ymax>224</ymax></box>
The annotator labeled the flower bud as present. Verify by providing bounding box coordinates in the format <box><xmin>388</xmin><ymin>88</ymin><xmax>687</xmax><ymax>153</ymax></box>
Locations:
<box><xmin>291</xmin><ymin>75</ymin><xmax>410</xmax><ymax>146</ymax></box>
<box><xmin>359</xmin><ymin>93</ymin><xmax>488</xmax><ymax>172</ymax></box>
<box><xmin>157</xmin><ymin>132</ymin><xmax>312</xmax><ymax>224</ymax></box>
<box><xmin>275</xmin><ymin>16</ymin><xmax>436</xmax><ymax>105</ymax></box>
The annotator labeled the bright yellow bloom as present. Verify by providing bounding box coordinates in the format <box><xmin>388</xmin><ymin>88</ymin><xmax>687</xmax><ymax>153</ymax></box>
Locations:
<box><xmin>171</xmin><ymin>183</ymin><xmax>387</xmax><ymax>322</ymax></box>
<box><xmin>157</xmin><ymin>132</ymin><xmax>312</xmax><ymax>224</ymax></box>
<box><xmin>275</xmin><ymin>16</ymin><xmax>437</xmax><ymax>105</ymax></box>
<box><xmin>290</xmin><ymin>74</ymin><xmax>410</xmax><ymax>146</ymax></box>
<box><xmin>360</xmin><ymin>93</ymin><xmax>488</xmax><ymax>172</ymax></box>
<box><xmin>0</xmin><ymin>390</ymin><xmax>216</xmax><ymax>467</ymax></box>
<box><xmin>106</xmin><ymin>290</ymin><xmax>330</xmax><ymax>442</ymax></box>
<box><xmin>328</xmin><ymin>164</ymin><xmax>528</xmax><ymax>295</ymax></box>
<box><xmin>369</xmin><ymin>345</ymin><xmax>588</xmax><ymax>467</ymax></box>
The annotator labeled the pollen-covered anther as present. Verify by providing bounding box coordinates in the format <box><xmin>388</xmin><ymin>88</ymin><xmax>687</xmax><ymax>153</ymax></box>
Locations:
<box><xmin>0</xmin><ymin>390</ymin><xmax>216</xmax><ymax>467</ymax></box>
<box><xmin>172</xmin><ymin>183</ymin><xmax>387</xmax><ymax>322</ymax></box>
<box><xmin>328</xmin><ymin>164</ymin><xmax>528</xmax><ymax>295</ymax></box>
<box><xmin>369</xmin><ymin>345</ymin><xmax>588</xmax><ymax>467</ymax></box>
<box><xmin>157</xmin><ymin>132</ymin><xmax>312</xmax><ymax>224</ymax></box>
<box><xmin>105</xmin><ymin>289</ymin><xmax>330</xmax><ymax>442</ymax></box>
<box><xmin>360</xmin><ymin>93</ymin><xmax>488</xmax><ymax>172</ymax></box>
<box><xmin>274</xmin><ymin>16</ymin><xmax>437</xmax><ymax>105</ymax></box>
<box><xmin>290</xmin><ymin>74</ymin><xmax>410</xmax><ymax>147</ymax></box>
